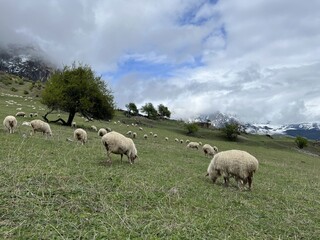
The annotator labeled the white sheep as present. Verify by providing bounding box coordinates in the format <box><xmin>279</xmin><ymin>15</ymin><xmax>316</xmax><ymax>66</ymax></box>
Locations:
<box><xmin>202</xmin><ymin>144</ymin><xmax>219</xmax><ymax>157</ymax></box>
<box><xmin>206</xmin><ymin>150</ymin><xmax>259</xmax><ymax>190</ymax></box>
<box><xmin>98</xmin><ymin>128</ymin><xmax>108</xmax><ymax>137</ymax></box>
<box><xmin>106</xmin><ymin>127</ymin><xmax>112</xmax><ymax>133</ymax></box>
<box><xmin>15</xmin><ymin>112</ymin><xmax>26</xmax><ymax>117</ymax></box>
<box><xmin>3</xmin><ymin>115</ymin><xmax>17</xmax><ymax>133</ymax></box>
<box><xmin>30</xmin><ymin>119</ymin><xmax>52</xmax><ymax>137</ymax></box>
<box><xmin>132</xmin><ymin>132</ymin><xmax>137</xmax><ymax>138</ymax></box>
<box><xmin>22</xmin><ymin>121</ymin><xmax>31</xmax><ymax>126</ymax></box>
<box><xmin>74</xmin><ymin>128</ymin><xmax>87</xmax><ymax>144</ymax></box>
<box><xmin>186</xmin><ymin>141</ymin><xmax>200</xmax><ymax>150</ymax></box>
<box><xmin>153</xmin><ymin>133</ymin><xmax>158</xmax><ymax>138</ymax></box>
<box><xmin>91</xmin><ymin>125</ymin><xmax>98</xmax><ymax>131</ymax></box>
<box><xmin>165</xmin><ymin>137</ymin><xmax>169</xmax><ymax>141</ymax></box>
<box><xmin>186</xmin><ymin>139</ymin><xmax>190</xmax><ymax>144</ymax></box>
<box><xmin>180</xmin><ymin>139</ymin><xmax>184</xmax><ymax>144</ymax></box>
<box><xmin>149</xmin><ymin>132</ymin><xmax>153</xmax><ymax>135</ymax></box>
<box><xmin>139</xmin><ymin>127</ymin><xmax>143</xmax><ymax>131</ymax></box>
<box><xmin>101</xmin><ymin>131</ymin><xmax>138</xmax><ymax>164</ymax></box>
<box><xmin>175</xmin><ymin>138</ymin><xmax>179</xmax><ymax>142</ymax></box>
<box><xmin>71</xmin><ymin>121</ymin><xmax>76</xmax><ymax>128</ymax></box>
<box><xmin>143</xmin><ymin>134</ymin><xmax>148</xmax><ymax>139</ymax></box>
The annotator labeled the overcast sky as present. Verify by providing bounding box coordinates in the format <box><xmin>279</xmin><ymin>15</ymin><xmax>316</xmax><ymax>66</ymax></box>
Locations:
<box><xmin>1</xmin><ymin>0</ymin><xmax>320</xmax><ymax>124</ymax></box>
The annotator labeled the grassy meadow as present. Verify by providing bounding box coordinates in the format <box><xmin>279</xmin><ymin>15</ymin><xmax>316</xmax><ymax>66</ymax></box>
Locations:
<box><xmin>1</xmin><ymin>80</ymin><xmax>320</xmax><ymax>239</ymax></box>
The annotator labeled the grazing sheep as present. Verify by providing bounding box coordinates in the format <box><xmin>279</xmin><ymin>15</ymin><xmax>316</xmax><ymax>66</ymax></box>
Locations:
<box><xmin>149</xmin><ymin>132</ymin><xmax>153</xmax><ymax>135</ymax></box>
<box><xmin>29</xmin><ymin>113</ymin><xmax>33</xmax><ymax>118</ymax></box>
<box><xmin>101</xmin><ymin>131</ymin><xmax>138</xmax><ymax>164</ymax></box>
<box><xmin>126</xmin><ymin>130</ymin><xmax>132</xmax><ymax>136</ymax></box>
<box><xmin>132</xmin><ymin>132</ymin><xmax>137</xmax><ymax>138</ymax></box>
<box><xmin>186</xmin><ymin>139</ymin><xmax>190</xmax><ymax>144</ymax></box>
<box><xmin>22</xmin><ymin>121</ymin><xmax>31</xmax><ymax>126</ymax></box>
<box><xmin>165</xmin><ymin>137</ymin><xmax>169</xmax><ymax>141</ymax></box>
<box><xmin>91</xmin><ymin>125</ymin><xmax>98</xmax><ymax>131</ymax></box>
<box><xmin>33</xmin><ymin>113</ymin><xmax>38</xmax><ymax>117</ymax></box>
<box><xmin>106</xmin><ymin>127</ymin><xmax>112</xmax><ymax>133</ymax></box>
<box><xmin>16</xmin><ymin>107</ymin><xmax>22</xmax><ymax>111</ymax></box>
<box><xmin>3</xmin><ymin>115</ymin><xmax>17</xmax><ymax>133</ymax></box>
<box><xmin>175</xmin><ymin>138</ymin><xmax>179</xmax><ymax>142</ymax></box>
<box><xmin>15</xmin><ymin>112</ymin><xmax>26</xmax><ymax>117</ymax></box>
<box><xmin>180</xmin><ymin>139</ymin><xmax>184</xmax><ymax>144</ymax></box>
<box><xmin>71</xmin><ymin>121</ymin><xmax>76</xmax><ymax>128</ymax></box>
<box><xmin>74</xmin><ymin>128</ymin><xmax>87</xmax><ymax>144</ymax></box>
<box><xmin>202</xmin><ymin>144</ymin><xmax>219</xmax><ymax>157</ymax></box>
<box><xmin>187</xmin><ymin>141</ymin><xmax>200</xmax><ymax>150</ymax></box>
<box><xmin>139</xmin><ymin>127</ymin><xmax>143</xmax><ymax>131</ymax></box>
<box><xmin>206</xmin><ymin>150</ymin><xmax>259</xmax><ymax>190</ymax></box>
<box><xmin>30</xmin><ymin>119</ymin><xmax>52</xmax><ymax>137</ymax></box>
<box><xmin>98</xmin><ymin>128</ymin><xmax>108</xmax><ymax>137</ymax></box>
<box><xmin>143</xmin><ymin>134</ymin><xmax>148</xmax><ymax>139</ymax></box>
<box><xmin>199</xmin><ymin>142</ymin><xmax>203</xmax><ymax>146</ymax></box>
<box><xmin>153</xmin><ymin>134</ymin><xmax>158</xmax><ymax>138</ymax></box>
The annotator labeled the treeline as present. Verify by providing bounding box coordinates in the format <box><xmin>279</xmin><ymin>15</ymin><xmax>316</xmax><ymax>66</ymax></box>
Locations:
<box><xmin>125</xmin><ymin>102</ymin><xmax>171</xmax><ymax>119</ymax></box>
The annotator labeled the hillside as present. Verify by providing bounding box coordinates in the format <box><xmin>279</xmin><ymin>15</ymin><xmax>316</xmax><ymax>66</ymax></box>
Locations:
<box><xmin>1</xmin><ymin>90</ymin><xmax>320</xmax><ymax>239</ymax></box>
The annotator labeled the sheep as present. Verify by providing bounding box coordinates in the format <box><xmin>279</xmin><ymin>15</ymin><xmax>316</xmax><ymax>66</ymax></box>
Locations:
<box><xmin>143</xmin><ymin>134</ymin><xmax>148</xmax><ymax>139</ymax></box>
<box><xmin>30</xmin><ymin>119</ymin><xmax>52</xmax><ymax>137</ymax></box>
<box><xmin>71</xmin><ymin>121</ymin><xmax>76</xmax><ymax>128</ymax></box>
<box><xmin>74</xmin><ymin>128</ymin><xmax>87</xmax><ymax>145</ymax></box>
<box><xmin>165</xmin><ymin>137</ymin><xmax>169</xmax><ymax>141</ymax></box>
<box><xmin>175</xmin><ymin>138</ymin><xmax>179</xmax><ymax>142</ymax></box>
<box><xmin>22</xmin><ymin>121</ymin><xmax>31</xmax><ymax>126</ymax></box>
<box><xmin>206</xmin><ymin>150</ymin><xmax>259</xmax><ymax>190</ymax></box>
<box><xmin>101</xmin><ymin>131</ymin><xmax>138</xmax><ymax>164</ymax></box>
<box><xmin>29</xmin><ymin>113</ymin><xmax>33</xmax><ymax>118</ymax></box>
<box><xmin>3</xmin><ymin>115</ymin><xmax>17</xmax><ymax>133</ymax></box>
<box><xmin>153</xmin><ymin>134</ymin><xmax>158</xmax><ymax>138</ymax></box>
<box><xmin>15</xmin><ymin>112</ymin><xmax>26</xmax><ymax>117</ymax></box>
<box><xmin>126</xmin><ymin>130</ymin><xmax>132</xmax><ymax>136</ymax></box>
<box><xmin>139</xmin><ymin>127</ymin><xmax>143</xmax><ymax>131</ymax></box>
<box><xmin>202</xmin><ymin>144</ymin><xmax>219</xmax><ymax>157</ymax></box>
<box><xmin>132</xmin><ymin>132</ymin><xmax>137</xmax><ymax>138</ymax></box>
<box><xmin>149</xmin><ymin>132</ymin><xmax>153</xmax><ymax>135</ymax></box>
<box><xmin>98</xmin><ymin>128</ymin><xmax>108</xmax><ymax>137</ymax></box>
<box><xmin>186</xmin><ymin>139</ymin><xmax>190</xmax><ymax>144</ymax></box>
<box><xmin>186</xmin><ymin>141</ymin><xmax>200</xmax><ymax>150</ymax></box>
<box><xmin>91</xmin><ymin>125</ymin><xmax>98</xmax><ymax>131</ymax></box>
<box><xmin>180</xmin><ymin>139</ymin><xmax>184</xmax><ymax>144</ymax></box>
<box><xmin>106</xmin><ymin>127</ymin><xmax>112</xmax><ymax>133</ymax></box>
<box><xmin>199</xmin><ymin>142</ymin><xmax>203</xmax><ymax>146</ymax></box>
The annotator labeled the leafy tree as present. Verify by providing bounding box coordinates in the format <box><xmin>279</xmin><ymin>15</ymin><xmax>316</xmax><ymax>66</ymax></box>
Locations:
<box><xmin>140</xmin><ymin>102</ymin><xmax>158</xmax><ymax>119</ymax></box>
<box><xmin>158</xmin><ymin>104</ymin><xmax>171</xmax><ymax>118</ymax></box>
<box><xmin>222</xmin><ymin>122</ymin><xmax>240</xmax><ymax>141</ymax></box>
<box><xmin>295</xmin><ymin>136</ymin><xmax>308</xmax><ymax>149</ymax></box>
<box><xmin>41</xmin><ymin>63</ymin><xmax>115</xmax><ymax>126</ymax></box>
<box><xmin>125</xmin><ymin>102</ymin><xmax>139</xmax><ymax>116</ymax></box>
<box><xmin>185</xmin><ymin>122</ymin><xmax>199</xmax><ymax>134</ymax></box>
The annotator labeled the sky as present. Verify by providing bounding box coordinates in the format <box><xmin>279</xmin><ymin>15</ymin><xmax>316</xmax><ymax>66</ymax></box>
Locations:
<box><xmin>1</xmin><ymin>0</ymin><xmax>320</xmax><ymax>124</ymax></box>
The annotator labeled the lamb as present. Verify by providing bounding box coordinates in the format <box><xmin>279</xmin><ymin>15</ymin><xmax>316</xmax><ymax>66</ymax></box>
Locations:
<box><xmin>101</xmin><ymin>131</ymin><xmax>138</xmax><ymax>164</ymax></box>
<box><xmin>206</xmin><ymin>150</ymin><xmax>259</xmax><ymax>190</ymax></box>
<box><xmin>3</xmin><ymin>115</ymin><xmax>18</xmax><ymax>133</ymax></box>
<box><xmin>30</xmin><ymin>119</ymin><xmax>52</xmax><ymax>137</ymax></box>
<box><xmin>98</xmin><ymin>128</ymin><xmax>108</xmax><ymax>137</ymax></box>
<box><xmin>186</xmin><ymin>141</ymin><xmax>200</xmax><ymax>150</ymax></box>
<box><xmin>74</xmin><ymin>128</ymin><xmax>87</xmax><ymax>144</ymax></box>
<box><xmin>15</xmin><ymin>112</ymin><xmax>26</xmax><ymax>117</ymax></box>
<box><xmin>202</xmin><ymin>144</ymin><xmax>219</xmax><ymax>157</ymax></box>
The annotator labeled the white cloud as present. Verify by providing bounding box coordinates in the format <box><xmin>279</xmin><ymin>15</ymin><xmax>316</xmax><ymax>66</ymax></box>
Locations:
<box><xmin>1</xmin><ymin>0</ymin><xmax>320</xmax><ymax>124</ymax></box>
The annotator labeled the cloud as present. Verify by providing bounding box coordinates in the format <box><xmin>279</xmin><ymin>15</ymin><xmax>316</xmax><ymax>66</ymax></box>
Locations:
<box><xmin>1</xmin><ymin>0</ymin><xmax>320</xmax><ymax>124</ymax></box>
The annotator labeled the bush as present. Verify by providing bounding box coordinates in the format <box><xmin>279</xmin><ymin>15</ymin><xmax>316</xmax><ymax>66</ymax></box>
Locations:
<box><xmin>11</xmin><ymin>87</ymin><xmax>18</xmax><ymax>92</ymax></box>
<box><xmin>295</xmin><ymin>136</ymin><xmax>308</xmax><ymax>149</ymax></box>
<box><xmin>23</xmin><ymin>90</ymin><xmax>29</xmax><ymax>95</ymax></box>
<box><xmin>222</xmin><ymin>122</ymin><xmax>240</xmax><ymax>141</ymax></box>
<box><xmin>185</xmin><ymin>123</ymin><xmax>199</xmax><ymax>134</ymax></box>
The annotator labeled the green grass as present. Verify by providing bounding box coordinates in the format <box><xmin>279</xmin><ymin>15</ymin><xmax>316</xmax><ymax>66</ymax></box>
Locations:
<box><xmin>1</xmin><ymin>92</ymin><xmax>320</xmax><ymax>239</ymax></box>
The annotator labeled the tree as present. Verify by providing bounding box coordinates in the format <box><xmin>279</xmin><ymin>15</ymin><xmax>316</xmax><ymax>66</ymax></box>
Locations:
<box><xmin>295</xmin><ymin>136</ymin><xmax>308</xmax><ymax>149</ymax></box>
<box><xmin>185</xmin><ymin>122</ymin><xmax>199</xmax><ymax>134</ymax></box>
<box><xmin>41</xmin><ymin>63</ymin><xmax>115</xmax><ymax>126</ymax></box>
<box><xmin>158</xmin><ymin>104</ymin><xmax>171</xmax><ymax>118</ymax></box>
<box><xmin>222</xmin><ymin>122</ymin><xmax>240</xmax><ymax>141</ymax></box>
<box><xmin>125</xmin><ymin>102</ymin><xmax>139</xmax><ymax>116</ymax></box>
<box><xmin>140</xmin><ymin>102</ymin><xmax>158</xmax><ymax>119</ymax></box>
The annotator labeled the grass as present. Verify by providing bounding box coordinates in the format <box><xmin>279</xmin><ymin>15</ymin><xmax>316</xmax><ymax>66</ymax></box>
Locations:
<box><xmin>1</xmin><ymin>91</ymin><xmax>320</xmax><ymax>239</ymax></box>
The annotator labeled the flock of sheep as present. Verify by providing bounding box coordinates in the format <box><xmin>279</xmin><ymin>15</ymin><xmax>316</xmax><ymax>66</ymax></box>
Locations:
<box><xmin>3</xmin><ymin>112</ymin><xmax>259</xmax><ymax>191</ymax></box>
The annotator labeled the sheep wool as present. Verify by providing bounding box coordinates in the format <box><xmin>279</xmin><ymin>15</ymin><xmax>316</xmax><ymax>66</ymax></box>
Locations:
<box><xmin>187</xmin><ymin>142</ymin><xmax>200</xmax><ymax>150</ymax></box>
<box><xmin>3</xmin><ymin>115</ymin><xmax>18</xmax><ymax>134</ymax></box>
<box><xmin>74</xmin><ymin>128</ymin><xmax>88</xmax><ymax>144</ymax></box>
<box><xmin>101</xmin><ymin>131</ymin><xmax>138</xmax><ymax>164</ymax></box>
<box><xmin>30</xmin><ymin>119</ymin><xmax>52</xmax><ymax>137</ymax></box>
<box><xmin>207</xmin><ymin>150</ymin><xmax>259</xmax><ymax>190</ymax></box>
<box><xmin>98</xmin><ymin>128</ymin><xmax>108</xmax><ymax>137</ymax></box>
<box><xmin>202</xmin><ymin>144</ymin><xmax>218</xmax><ymax>157</ymax></box>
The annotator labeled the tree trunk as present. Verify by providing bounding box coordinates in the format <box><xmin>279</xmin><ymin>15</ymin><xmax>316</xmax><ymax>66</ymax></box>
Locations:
<box><xmin>66</xmin><ymin>110</ymin><xmax>76</xmax><ymax>126</ymax></box>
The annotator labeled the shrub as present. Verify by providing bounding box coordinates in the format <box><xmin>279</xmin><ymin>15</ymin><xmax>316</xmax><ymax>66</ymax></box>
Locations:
<box><xmin>222</xmin><ymin>122</ymin><xmax>240</xmax><ymax>141</ymax></box>
<box><xmin>11</xmin><ymin>87</ymin><xmax>18</xmax><ymax>92</ymax></box>
<box><xmin>295</xmin><ymin>136</ymin><xmax>308</xmax><ymax>149</ymax></box>
<box><xmin>23</xmin><ymin>90</ymin><xmax>29</xmax><ymax>95</ymax></box>
<box><xmin>185</xmin><ymin>123</ymin><xmax>199</xmax><ymax>134</ymax></box>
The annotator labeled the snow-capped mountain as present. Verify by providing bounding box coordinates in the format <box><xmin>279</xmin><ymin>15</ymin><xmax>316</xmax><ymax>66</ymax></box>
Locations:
<box><xmin>0</xmin><ymin>44</ymin><xmax>55</xmax><ymax>82</ymax></box>
<box><xmin>195</xmin><ymin>112</ymin><xmax>320</xmax><ymax>140</ymax></box>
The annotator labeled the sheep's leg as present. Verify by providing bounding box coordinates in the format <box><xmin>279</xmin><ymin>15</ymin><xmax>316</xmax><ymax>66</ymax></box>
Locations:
<box><xmin>120</xmin><ymin>154</ymin><xmax>123</xmax><ymax>163</ymax></box>
<box><xmin>106</xmin><ymin>151</ymin><xmax>112</xmax><ymax>164</ymax></box>
<box><xmin>223</xmin><ymin>177</ymin><xmax>229</xmax><ymax>187</ymax></box>
<box><xmin>211</xmin><ymin>176</ymin><xmax>218</xmax><ymax>184</ymax></box>
<box><xmin>247</xmin><ymin>177</ymin><xmax>253</xmax><ymax>190</ymax></box>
